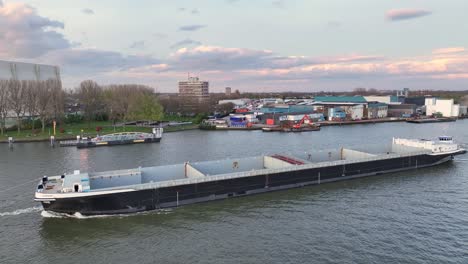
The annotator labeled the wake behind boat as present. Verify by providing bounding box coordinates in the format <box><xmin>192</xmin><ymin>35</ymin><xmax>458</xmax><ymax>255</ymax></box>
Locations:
<box><xmin>37</xmin><ymin>136</ymin><xmax>465</xmax><ymax>215</ymax></box>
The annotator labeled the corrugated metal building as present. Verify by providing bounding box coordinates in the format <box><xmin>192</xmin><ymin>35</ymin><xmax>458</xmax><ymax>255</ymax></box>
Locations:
<box><xmin>314</xmin><ymin>96</ymin><xmax>367</xmax><ymax>103</ymax></box>
<box><xmin>0</xmin><ymin>59</ymin><xmax>60</xmax><ymax>81</ymax></box>
<box><xmin>0</xmin><ymin>60</ymin><xmax>61</xmax><ymax>127</ymax></box>
<box><xmin>387</xmin><ymin>104</ymin><xmax>417</xmax><ymax>118</ymax></box>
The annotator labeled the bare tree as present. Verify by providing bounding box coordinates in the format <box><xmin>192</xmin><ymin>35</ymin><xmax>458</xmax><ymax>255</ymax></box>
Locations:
<box><xmin>24</xmin><ymin>80</ymin><xmax>39</xmax><ymax>132</ymax></box>
<box><xmin>0</xmin><ymin>80</ymin><xmax>9</xmax><ymax>135</ymax></box>
<box><xmin>7</xmin><ymin>79</ymin><xmax>26</xmax><ymax>133</ymax></box>
<box><xmin>49</xmin><ymin>79</ymin><xmax>64</xmax><ymax>123</ymax></box>
<box><xmin>78</xmin><ymin>80</ymin><xmax>103</xmax><ymax>127</ymax></box>
<box><xmin>36</xmin><ymin>80</ymin><xmax>53</xmax><ymax>133</ymax></box>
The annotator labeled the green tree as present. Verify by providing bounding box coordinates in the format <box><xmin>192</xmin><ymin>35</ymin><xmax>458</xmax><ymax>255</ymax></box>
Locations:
<box><xmin>127</xmin><ymin>93</ymin><xmax>164</xmax><ymax>121</ymax></box>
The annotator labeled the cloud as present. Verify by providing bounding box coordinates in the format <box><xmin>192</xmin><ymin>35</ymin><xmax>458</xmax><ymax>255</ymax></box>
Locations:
<box><xmin>178</xmin><ymin>24</ymin><xmax>206</xmax><ymax>31</ymax></box>
<box><xmin>101</xmin><ymin>44</ymin><xmax>468</xmax><ymax>92</ymax></box>
<box><xmin>432</xmin><ymin>47</ymin><xmax>465</xmax><ymax>55</ymax></box>
<box><xmin>327</xmin><ymin>21</ymin><xmax>341</xmax><ymax>28</ymax></box>
<box><xmin>0</xmin><ymin>1</ymin><xmax>71</xmax><ymax>57</ymax></box>
<box><xmin>39</xmin><ymin>48</ymin><xmax>160</xmax><ymax>74</ymax></box>
<box><xmin>81</xmin><ymin>8</ymin><xmax>94</xmax><ymax>15</ymax></box>
<box><xmin>272</xmin><ymin>0</ymin><xmax>285</xmax><ymax>9</ymax></box>
<box><xmin>169</xmin><ymin>45</ymin><xmax>274</xmax><ymax>70</ymax></box>
<box><xmin>386</xmin><ymin>9</ymin><xmax>432</xmax><ymax>21</ymax></box>
<box><xmin>153</xmin><ymin>33</ymin><xmax>168</xmax><ymax>39</ymax></box>
<box><xmin>170</xmin><ymin>39</ymin><xmax>202</xmax><ymax>49</ymax></box>
<box><xmin>129</xmin><ymin>40</ymin><xmax>145</xmax><ymax>49</ymax></box>
<box><xmin>3</xmin><ymin>1</ymin><xmax>466</xmax><ymax>91</ymax></box>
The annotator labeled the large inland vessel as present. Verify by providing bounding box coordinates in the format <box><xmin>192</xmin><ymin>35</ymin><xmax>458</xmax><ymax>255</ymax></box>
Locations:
<box><xmin>35</xmin><ymin>137</ymin><xmax>465</xmax><ymax>215</ymax></box>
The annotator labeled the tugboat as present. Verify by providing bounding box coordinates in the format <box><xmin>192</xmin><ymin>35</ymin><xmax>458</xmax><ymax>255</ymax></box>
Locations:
<box><xmin>76</xmin><ymin>128</ymin><xmax>162</xmax><ymax>148</ymax></box>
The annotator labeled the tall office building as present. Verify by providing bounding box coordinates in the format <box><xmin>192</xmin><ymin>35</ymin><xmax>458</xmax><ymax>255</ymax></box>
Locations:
<box><xmin>178</xmin><ymin>76</ymin><xmax>209</xmax><ymax>100</ymax></box>
<box><xmin>225</xmin><ymin>87</ymin><xmax>232</xmax><ymax>96</ymax></box>
<box><xmin>178</xmin><ymin>76</ymin><xmax>209</xmax><ymax>112</ymax></box>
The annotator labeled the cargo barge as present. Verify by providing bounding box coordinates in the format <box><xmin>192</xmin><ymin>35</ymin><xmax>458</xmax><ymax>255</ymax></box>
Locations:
<box><xmin>60</xmin><ymin>128</ymin><xmax>163</xmax><ymax>148</ymax></box>
<box><xmin>262</xmin><ymin>126</ymin><xmax>320</xmax><ymax>132</ymax></box>
<box><xmin>406</xmin><ymin>117</ymin><xmax>457</xmax><ymax>124</ymax></box>
<box><xmin>35</xmin><ymin>136</ymin><xmax>465</xmax><ymax>215</ymax></box>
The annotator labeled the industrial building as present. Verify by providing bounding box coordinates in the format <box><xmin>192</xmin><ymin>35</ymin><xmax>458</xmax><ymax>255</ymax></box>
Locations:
<box><xmin>218</xmin><ymin>99</ymin><xmax>251</xmax><ymax>108</ymax></box>
<box><xmin>387</xmin><ymin>104</ymin><xmax>417</xmax><ymax>118</ymax></box>
<box><xmin>0</xmin><ymin>59</ymin><xmax>61</xmax><ymax>127</ymax></box>
<box><xmin>363</xmin><ymin>95</ymin><xmax>400</xmax><ymax>104</ymax></box>
<box><xmin>367</xmin><ymin>102</ymin><xmax>388</xmax><ymax>119</ymax></box>
<box><xmin>0</xmin><ymin>59</ymin><xmax>60</xmax><ymax>82</ymax></box>
<box><xmin>314</xmin><ymin>96</ymin><xmax>367</xmax><ymax>104</ymax></box>
<box><xmin>425</xmin><ymin>98</ymin><xmax>460</xmax><ymax>117</ymax></box>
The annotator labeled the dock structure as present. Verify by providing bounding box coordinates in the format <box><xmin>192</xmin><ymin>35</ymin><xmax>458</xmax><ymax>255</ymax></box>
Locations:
<box><xmin>59</xmin><ymin>140</ymin><xmax>79</xmax><ymax>147</ymax></box>
<box><xmin>59</xmin><ymin>129</ymin><xmax>163</xmax><ymax>148</ymax></box>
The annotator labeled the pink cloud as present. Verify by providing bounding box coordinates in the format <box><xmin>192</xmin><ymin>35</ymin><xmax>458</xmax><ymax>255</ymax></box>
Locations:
<box><xmin>386</xmin><ymin>9</ymin><xmax>432</xmax><ymax>21</ymax></box>
<box><xmin>432</xmin><ymin>47</ymin><xmax>465</xmax><ymax>55</ymax></box>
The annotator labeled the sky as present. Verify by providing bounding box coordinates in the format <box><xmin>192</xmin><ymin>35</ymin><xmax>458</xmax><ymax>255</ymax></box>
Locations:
<box><xmin>0</xmin><ymin>0</ymin><xmax>467</xmax><ymax>92</ymax></box>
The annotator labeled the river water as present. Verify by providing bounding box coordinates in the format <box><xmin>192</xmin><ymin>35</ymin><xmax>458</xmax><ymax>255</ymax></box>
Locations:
<box><xmin>1</xmin><ymin>121</ymin><xmax>467</xmax><ymax>264</ymax></box>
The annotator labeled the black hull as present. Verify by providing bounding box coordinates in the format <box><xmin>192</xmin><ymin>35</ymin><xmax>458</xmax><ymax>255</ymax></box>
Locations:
<box><xmin>76</xmin><ymin>137</ymin><xmax>161</xmax><ymax>148</ymax></box>
<box><xmin>41</xmin><ymin>154</ymin><xmax>454</xmax><ymax>215</ymax></box>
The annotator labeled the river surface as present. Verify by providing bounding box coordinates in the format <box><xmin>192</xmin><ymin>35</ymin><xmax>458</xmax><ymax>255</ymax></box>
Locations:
<box><xmin>1</xmin><ymin>121</ymin><xmax>468</xmax><ymax>264</ymax></box>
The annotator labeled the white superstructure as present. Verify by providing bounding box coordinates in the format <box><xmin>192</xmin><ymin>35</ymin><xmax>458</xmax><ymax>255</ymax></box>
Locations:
<box><xmin>393</xmin><ymin>136</ymin><xmax>462</xmax><ymax>155</ymax></box>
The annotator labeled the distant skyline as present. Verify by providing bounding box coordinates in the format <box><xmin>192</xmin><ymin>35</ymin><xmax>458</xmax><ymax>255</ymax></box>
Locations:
<box><xmin>0</xmin><ymin>0</ymin><xmax>467</xmax><ymax>92</ymax></box>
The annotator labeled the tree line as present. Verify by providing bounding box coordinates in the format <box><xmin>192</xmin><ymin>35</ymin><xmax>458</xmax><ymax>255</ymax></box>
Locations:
<box><xmin>0</xmin><ymin>79</ymin><xmax>63</xmax><ymax>135</ymax></box>
<box><xmin>76</xmin><ymin>80</ymin><xmax>163</xmax><ymax>127</ymax></box>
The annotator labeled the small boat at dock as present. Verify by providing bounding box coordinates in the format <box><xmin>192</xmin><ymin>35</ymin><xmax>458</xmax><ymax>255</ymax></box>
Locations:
<box><xmin>59</xmin><ymin>128</ymin><xmax>163</xmax><ymax>148</ymax></box>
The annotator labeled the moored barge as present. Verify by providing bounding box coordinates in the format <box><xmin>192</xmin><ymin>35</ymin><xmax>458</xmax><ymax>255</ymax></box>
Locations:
<box><xmin>36</xmin><ymin>136</ymin><xmax>465</xmax><ymax>215</ymax></box>
<box><xmin>60</xmin><ymin>128</ymin><xmax>163</xmax><ymax>148</ymax></box>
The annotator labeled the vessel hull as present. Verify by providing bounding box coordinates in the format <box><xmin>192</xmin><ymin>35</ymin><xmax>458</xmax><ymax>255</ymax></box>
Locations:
<box><xmin>76</xmin><ymin>137</ymin><xmax>161</xmax><ymax>148</ymax></box>
<box><xmin>41</xmin><ymin>153</ymin><xmax>453</xmax><ymax>215</ymax></box>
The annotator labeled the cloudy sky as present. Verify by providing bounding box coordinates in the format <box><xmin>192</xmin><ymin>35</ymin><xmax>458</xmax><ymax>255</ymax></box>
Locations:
<box><xmin>0</xmin><ymin>0</ymin><xmax>467</xmax><ymax>92</ymax></box>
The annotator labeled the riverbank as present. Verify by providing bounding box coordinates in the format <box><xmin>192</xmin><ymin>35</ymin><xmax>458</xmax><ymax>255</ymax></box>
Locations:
<box><xmin>0</xmin><ymin>122</ymin><xmax>199</xmax><ymax>143</ymax></box>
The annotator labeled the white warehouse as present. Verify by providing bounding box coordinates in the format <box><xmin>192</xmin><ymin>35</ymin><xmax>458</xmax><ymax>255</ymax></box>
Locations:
<box><xmin>0</xmin><ymin>59</ymin><xmax>60</xmax><ymax>82</ymax></box>
<box><xmin>425</xmin><ymin>98</ymin><xmax>460</xmax><ymax>117</ymax></box>
<box><xmin>0</xmin><ymin>60</ymin><xmax>61</xmax><ymax>127</ymax></box>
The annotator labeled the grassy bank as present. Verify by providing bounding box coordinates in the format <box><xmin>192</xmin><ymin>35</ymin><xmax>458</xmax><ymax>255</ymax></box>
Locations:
<box><xmin>0</xmin><ymin>121</ymin><xmax>199</xmax><ymax>143</ymax></box>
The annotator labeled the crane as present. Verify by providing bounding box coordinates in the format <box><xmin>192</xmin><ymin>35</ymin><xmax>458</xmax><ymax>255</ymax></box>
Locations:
<box><xmin>292</xmin><ymin>114</ymin><xmax>313</xmax><ymax>129</ymax></box>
